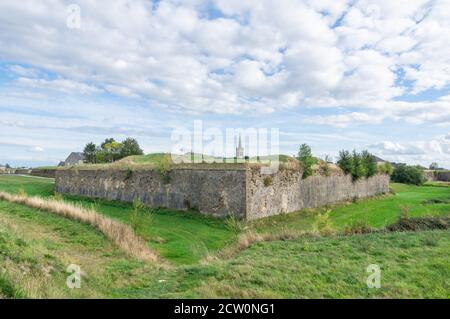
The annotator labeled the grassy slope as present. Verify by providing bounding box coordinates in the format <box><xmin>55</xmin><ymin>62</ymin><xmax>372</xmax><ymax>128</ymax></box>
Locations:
<box><xmin>188</xmin><ymin>231</ymin><xmax>450</xmax><ymax>298</ymax></box>
<box><xmin>62</xmin><ymin>196</ymin><xmax>236</xmax><ymax>265</ymax></box>
<box><xmin>0</xmin><ymin>200</ymin><xmax>151</xmax><ymax>298</ymax></box>
<box><xmin>0</xmin><ymin>200</ymin><xmax>448</xmax><ymax>298</ymax></box>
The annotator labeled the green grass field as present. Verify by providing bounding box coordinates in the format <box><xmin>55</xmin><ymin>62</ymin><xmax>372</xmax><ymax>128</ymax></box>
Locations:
<box><xmin>0</xmin><ymin>175</ymin><xmax>449</xmax><ymax>298</ymax></box>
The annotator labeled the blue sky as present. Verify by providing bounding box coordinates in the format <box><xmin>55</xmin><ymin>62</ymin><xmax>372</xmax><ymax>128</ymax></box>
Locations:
<box><xmin>0</xmin><ymin>0</ymin><xmax>449</xmax><ymax>168</ymax></box>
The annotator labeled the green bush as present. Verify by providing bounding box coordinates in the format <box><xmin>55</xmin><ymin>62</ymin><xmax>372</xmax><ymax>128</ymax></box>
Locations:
<box><xmin>120</xmin><ymin>138</ymin><xmax>144</xmax><ymax>158</ymax></box>
<box><xmin>378</xmin><ymin>162</ymin><xmax>394</xmax><ymax>175</ymax></box>
<box><xmin>128</xmin><ymin>198</ymin><xmax>151</xmax><ymax>234</ymax></box>
<box><xmin>263</xmin><ymin>176</ymin><xmax>273</xmax><ymax>187</ymax></box>
<box><xmin>83</xmin><ymin>137</ymin><xmax>144</xmax><ymax>164</ymax></box>
<box><xmin>225</xmin><ymin>213</ymin><xmax>246</xmax><ymax>233</ymax></box>
<box><xmin>297</xmin><ymin>144</ymin><xmax>316</xmax><ymax>179</ymax></box>
<box><xmin>314</xmin><ymin>211</ymin><xmax>334</xmax><ymax>235</ymax></box>
<box><xmin>155</xmin><ymin>156</ymin><xmax>171</xmax><ymax>184</ymax></box>
<box><xmin>125</xmin><ymin>167</ymin><xmax>133</xmax><ymax>180</ymax></box>
<box><xmin>337</xmin><ymin>150</ymin><xmax>352</xmax><ymax>175</ymax></box>
<box><xmin>338</xmin><ymin>149</ymin><xmax>379</xmax><ymax>181</ymax></box>
<box><xmin>350</xmin><ymin>150</ymin><xmax>367</xmax><ymax>181</ymax></box>
<box><xmin>344</xmin><ymin>219</ymin><xmax>373</xmax><ymax>235</ymax></box>
<box><xmin>361</xmin><ymin>150</ymin><xmax>377</xmax><ymax>177</ymax></box>
<box><xmin>391</xmin><ymin>164</ymin><xmax>425</xmax><ymax>185</ymax></box>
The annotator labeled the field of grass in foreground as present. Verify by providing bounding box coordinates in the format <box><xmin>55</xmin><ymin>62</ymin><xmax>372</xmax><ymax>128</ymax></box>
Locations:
<box><xmin>0</xmin><ymin>199</ymin><xmax>448</xmax><ymax>298</ymax></box>
<box><xmin>0</xmin><ymin>175</ymin><xmax>449</xmax><ymax>298</ymax></box>
<box><xmin>0</xmin><ymin>175</ymin><xmax>449</xmax><ymax>265</ymax></box>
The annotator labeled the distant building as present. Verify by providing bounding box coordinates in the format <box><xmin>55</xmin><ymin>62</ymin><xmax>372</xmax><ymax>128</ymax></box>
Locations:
<box><xmin>236</xmin><ymin>134</ymin><xmax>244</xmax><ymax>159</ymax></box>
<box><xmin>62</xmin><ymin>152</ymin><xmax>85</xmax><ymax>166</ymax></box>
<box><xmin>373</xmin><ymin>155</ymin><xmax>386</xmax><ymax>164</ymax></box>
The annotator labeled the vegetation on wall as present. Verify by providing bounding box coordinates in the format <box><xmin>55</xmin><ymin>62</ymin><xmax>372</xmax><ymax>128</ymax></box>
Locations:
<box><xmin>337</xmin><ymin>149</ymin><xmax>378</xmax><ymax>181</ymax></box>
<box><xmin>377</xmin><ymin>162</ymin><xmax>394</xmax><ymax>175</ymax></box>
<box><xmin>297</xmin><ymin>144</ymin><xmax>317</xmax><ymax>179</ymax></box>
<box><xmin>155</xmin><ymin>154</ymin><xmax>171</xmax><ymax>184</ymax></box>
<box><xmin>391</xmin><ymin>164</ymin><xmax>426</xmax><ymax>185</ymax></box>
<box><xmin>83</xmin><ymin>137</ymin><xmax>144</xmax><ymax>164</ymax></box>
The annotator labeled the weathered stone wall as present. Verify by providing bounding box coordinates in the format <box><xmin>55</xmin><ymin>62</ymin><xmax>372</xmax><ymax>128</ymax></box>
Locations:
<box><xmin>246</xmin><ymin>169</ymin><xmax>390</xmax><ymax>220</ymax></box>
<box><xmin>15</xmin><ymin>169</ymin><xmax>31</xmax><ymax>175</ymax></box>
<box><xmin>30</xmin><ymin>168</ymin><xmax>57</xmax><ymax>178</ymax></box>
<box><xmin>424</xmin><ymin>170</ymin><xmax>450</xmax><ymax>182</ymax></box>
<box><xmin>55</xmin><ymin>168</ymin><xmax>247</xmax><ymax>218</ymax></box>
<box><xmin>55</xmin><ymin>167</ymin><xmax>390</xmax><ymax>220</ymax></box>
<box><xmin>438</xmin><ymin>171</ymin><xmax>450</xmax><ymax>181</ymax></box>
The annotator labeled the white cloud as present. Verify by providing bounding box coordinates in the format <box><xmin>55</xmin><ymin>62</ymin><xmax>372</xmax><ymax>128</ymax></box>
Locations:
<box><xmin>16</xmin><ymin>77</ymin><xmax>102</xmax><ymax>95</ymax></box>
<box><xmin>304</xmin><ymin>112</ymin><xmax>384</xmax><ymax>128</ymax></box>
<box><xmin>0</xmin><ymin>0</ymin><xmax>447</xmax><ymax>119</ymax></box>
<box><xmin>29</xmin><ymin>146</ymin><xmax>44</xmax><ymax>152</ymax></box>
<box><xmin>369</xmin><ymin>134</ymin><xmax>450</xmax><ymax>167</ymax></box>
<box><xmin>1</xmin><ymin>0</ymin><xmax>450</xmax><ymax>168</ymax></box>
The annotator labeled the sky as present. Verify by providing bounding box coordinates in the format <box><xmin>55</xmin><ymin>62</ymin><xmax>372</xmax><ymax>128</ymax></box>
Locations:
<box><xmin>0</xmin><ymin>0</ymin><xmax>449</xmax><ymax>168</ymax></box>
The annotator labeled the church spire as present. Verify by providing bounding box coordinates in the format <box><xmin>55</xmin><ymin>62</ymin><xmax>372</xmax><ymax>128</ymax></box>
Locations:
<box><xmin>236</xmin><ymin>133</ymin><xmax>244</xmax><ymax>159</ymax></box>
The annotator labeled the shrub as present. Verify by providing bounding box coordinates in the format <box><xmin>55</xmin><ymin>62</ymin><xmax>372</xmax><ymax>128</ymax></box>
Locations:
<box><xmin>129</xmin><ymin>198</ymin><xmax>151</xmax><ymax>234</ymax></box>
<box><xmin>297</xmin><ymin>144</ymin><xmax>316</xmax><ymax>179</ymax></box>
<box><xmin>83</xmin><ymin>142</ymin><xmax>97</xmax><ymax>164</ymax></box>
<box><xmin>155</xmin><ymin>156</ymin><xmax>171</xmax><ymax>184</ymax></box>
<box><xmin>319</xmin><ymin>155</ymin><xmax>331</xmax><ymax>176</ymax></box>
<box><xmin>338</xmin><ymin>150</ymin><xmax>380</xmax><ymax>181</ymax></box>
<box><xmin>125</xmin><ymin>167</ymin><xmax>133</xmax><ymax>180</ymax></box>
<box><xmin>314</xmin><ymin>211</ymin><xmax>334</xmax><ymax>235</ymax></box>
<box><xmin>17</xmin><ymin>187</ymin><xmax>27</xmax><ymax>197</ymax></box>
<box><xmin>52</xmin><ymin>192</ymin><xmax>64</xmax><ymax>201</ymax></box>
<box><xmin>378</xmin><ymin>162</ymin><xmax>393</xmax><ymax>175</ymax></box>
<box><xmin>361</xmin><ymin>150</ymin><xmax>377</xmax><ymax>177</ymax></box>
<box><xmin>263</xmin><ymin>176</ymin><xmax>273</xmax><ymax>187</ymax></box>
<box><xmin>344</xmin><ymin>219</ymin><xmax>373</xmax><ymax>235</ymax></box>
<box><xmin>391</xmin><ymin>164</ymin><xmax>425</xmax><ymax>185</ymax></box>
<box><xmin>350</xmin><ymin>150</ymin><xmax>367</xmax><ymax>181</ymax></box>
<box><xmin>225</xmin><ymin>213</ymin><xmax>247</xmax><ymax>233</ymax></box>
<box><xmin>337</xmin><ymin>150</ymin><xmax>352</xmax><ymax>175</ymax></box>
<box><xmin>399</xmin><ymin>205</ymin><xmax>410</xmax><ymax>220</ymax></box>
<box><xmin>120</xmin><ymin>138</ymin><xmax>144</xmax><ymax>158</ymax></box>
<box><xmin>386</xmin><ymin>216</ymin><xmax>450</xmax><ymax>232</ymax></box>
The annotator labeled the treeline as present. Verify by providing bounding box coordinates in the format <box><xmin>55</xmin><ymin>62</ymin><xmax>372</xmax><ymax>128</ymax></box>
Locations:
<box><xmin>297</xmin><ymin>144</ymin><xmax>392</xmax><ymax>181</ymax></box>
<box><xmin>83</xmin><ymin>138</ymin><xmax>143</xmax><ymax>164</ymax></box>
<box><xmin>391</xmin><ymin>164</ymin><xmax>426</xmax><ymax>185</ymax></box>
<box><xmin>337</xmin><ymin>150</ymin><xmax>392</xmax><ymax>181</ymax></box>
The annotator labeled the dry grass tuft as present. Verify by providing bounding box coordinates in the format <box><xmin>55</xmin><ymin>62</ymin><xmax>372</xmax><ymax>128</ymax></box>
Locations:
<box><xmin>0</xmin><ymin>191</ymin><xmax>160</xmax><ymax>264</ymax></box>
<box><xmin>210</xmin><ymin>228</ymin><xmax>317</xmax><ymax>262</ymax></box>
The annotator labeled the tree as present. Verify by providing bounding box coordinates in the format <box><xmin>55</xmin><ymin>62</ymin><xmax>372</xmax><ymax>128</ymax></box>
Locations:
<box><xmin>429</xmin><ymin>162</ymin><xmax>439</xmax><ymax>170</ymax></box>
<box><xmin>391</xmin><ymin>164</ymin><xmax>425</xmax><ymax>185</ymax></box>
<box><xmin>337</xmin><ymin>150</ymin><xmax>352</xmax><ymax>175</ymax></box>
<box><xmin>351</xmin><ymin>150</ymin><xmax>367</xmax><ymax>181</ymax></box>
<box><xmin>83</xmin><ymin>142</ymin><xmax>97</xmax><ymax>164</ymax></box>
<box><xmin>297</xmin><ymin>144</ymin><xmax>316</xmax><ymax>179</ymax></box>
<box><xmin>120</xmin><ymin>138</ymin><xmax>143</xmax><ymax>158</ymax></box>
<box><xmin>5</xmin><ymin>163</ymin><xmax>10</xmax><ymax>169</ymax></box>
<box><xmin>101</xmin><ymin>141</ymin><xmax>123</xmax><ymax>163</ymax></box>
<box><xmin>101</xmin><ymin>138</ymin><xmax>116</xmax><ymax>149</ymax></box>
<box><xmin>361</xmin><ymin>150</ymin><xmax>377</xmax><ymax>177</ymax></box>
